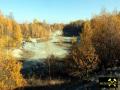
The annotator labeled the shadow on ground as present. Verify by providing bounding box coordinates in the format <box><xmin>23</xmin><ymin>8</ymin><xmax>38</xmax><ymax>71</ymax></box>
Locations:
<box><xmin>14</xmin><ymin>80</ymin><xmax>99</xmax><ymax>90</ymax></box>
<box><xmin>18</xmin><ymin>57</ymin><xmax>100</xmax><ymax>90</ymax></box>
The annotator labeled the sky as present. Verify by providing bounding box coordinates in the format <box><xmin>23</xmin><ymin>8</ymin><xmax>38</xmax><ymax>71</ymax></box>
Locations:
<box><xmin>0</xmin><ymin>0</ymin><xmax>120</xmax><ymax>24</ymax></box>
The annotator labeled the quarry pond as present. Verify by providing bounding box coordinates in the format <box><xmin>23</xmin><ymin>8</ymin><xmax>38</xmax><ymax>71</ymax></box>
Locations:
<box><xmin>11</xmin><ymin>30</ymin><xmax>74</xmax><ymax>61</ymax></box>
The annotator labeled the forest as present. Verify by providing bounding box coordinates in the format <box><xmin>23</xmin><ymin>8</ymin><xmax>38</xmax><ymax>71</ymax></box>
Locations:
<box><xmin>0</xmin><ymin>10</ymin><xmax>120</xmax><ymax>90</ymax></box>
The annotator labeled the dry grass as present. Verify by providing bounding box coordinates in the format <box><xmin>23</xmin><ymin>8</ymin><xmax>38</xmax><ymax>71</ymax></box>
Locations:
<box><xmin>27</xmin><ymin>78</ymin><xmax>66</xmax><ymax>86</ymax></box>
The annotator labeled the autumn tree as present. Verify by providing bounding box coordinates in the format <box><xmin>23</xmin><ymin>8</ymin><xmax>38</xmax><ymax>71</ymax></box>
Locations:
<box><xmin>20</xmin><ymin>23</ymin><xmax>30</xmax><ymax>38</ymax></box>
<box><xmin>66</xmin><ymin>21</ymin><xmax>99</xmax><ymax>78</ymax></box>
<box><xmin>0</xmin><ymin>51</ymin><xmax>26</xmax><ymax>90</ymax></box>
<box><xmin>0</xmin><ymin>13</ymin><xmax>23</xmax><ymax>48</ymax></box>
<box><xmin>12</xmin><ymin>22</ymin><xmax>23</xmax><ymax>47</ymax></box>
<box><xmin>91</xmin><ymin>12</ymin><xmax>120</xmax><ymax>68</ymax></box>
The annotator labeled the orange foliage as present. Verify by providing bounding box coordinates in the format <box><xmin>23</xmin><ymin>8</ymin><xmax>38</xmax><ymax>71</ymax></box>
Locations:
<box><xmin>0</xmin><ymin>51</ymin><xmax>26</xmax><ymax>90</ymax></box>
<box><xmin>0</xmin><ymin>14</ymin><xmax>23</xmax><ymax>48</ymax></box>
<box><xmin>91</xmin><ymin>11</ymin><xmax>120</xmax><ymax>67</ymax></box>
<box><xmin>20</xmin><ymin>21</ymin><xmax>50</xmax><ymax>39</ymax></box>
<box><xmin>66</xmin><ymin>21</ymin><xmax>99</xmax><ymax>77</ymax></box>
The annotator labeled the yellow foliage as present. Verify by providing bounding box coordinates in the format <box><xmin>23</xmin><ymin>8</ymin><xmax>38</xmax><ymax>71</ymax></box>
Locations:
<box><xmin>91</xmin><ymin>12</ymin><xmax>120</xmax><ymax>66</ymax></box>
<box><xmin>0</xmin><ymin>14</ymin><xmax>23</xmax><ymax>48</ymax></box>
<box><xmin>0</xmin><ymin>51</ymin><xmax>26</xmax><ymax>90</ymax></box>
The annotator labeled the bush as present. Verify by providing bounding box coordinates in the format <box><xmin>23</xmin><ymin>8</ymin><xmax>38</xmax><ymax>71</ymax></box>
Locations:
<box><xmin>91</xmin><ymin>12</ymin><xmax>120</xmax><ymax>67</ymax></box>
<box><xmin>66</xmin><ymin>21</ymin><xmax>99</xmax><ymax>78</ymax></box>
<box><xmin>0</xmin><ymin>51</ymin><xmax>26</xmax><ymax>90</ymax></box>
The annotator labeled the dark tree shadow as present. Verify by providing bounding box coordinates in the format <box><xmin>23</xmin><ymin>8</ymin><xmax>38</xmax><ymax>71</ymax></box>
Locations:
<box><xmin>63</xmin><ymin>21</ymin><xmax>84</xmax><ymax>37</ymax></box>
<box><xmin>20</xmin><ymin>58</ymin><xmax>70</xmax><ymax>79</ymax></box>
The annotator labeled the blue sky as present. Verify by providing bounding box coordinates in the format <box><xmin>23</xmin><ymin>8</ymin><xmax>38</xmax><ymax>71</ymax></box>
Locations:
<box><xmin>0</xmin><ymin>0</ymin><xmax>120</xmax><ymax>23</ymax></box>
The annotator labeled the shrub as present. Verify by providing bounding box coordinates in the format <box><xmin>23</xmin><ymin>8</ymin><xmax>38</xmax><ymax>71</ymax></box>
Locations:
<box><xmin>91</xmin><ymin>12</ymin><xmax>120</xmax><ymax>67</ymax></box>
<box><xmin>66</xmin><ymin>21</ymin><xmax>99</xmax><ymax>78</ymax></box>
<box><xmin>0</xmin><ymin>51</ymin><xmax>26</xmax><ymax>90</ymax></box>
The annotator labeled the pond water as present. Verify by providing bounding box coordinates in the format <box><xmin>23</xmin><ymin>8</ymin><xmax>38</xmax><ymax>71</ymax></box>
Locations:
<box><xmin>12</xmin><ymin>30</ymin><xmax>72</xmax><ymax>61</ymax></box>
